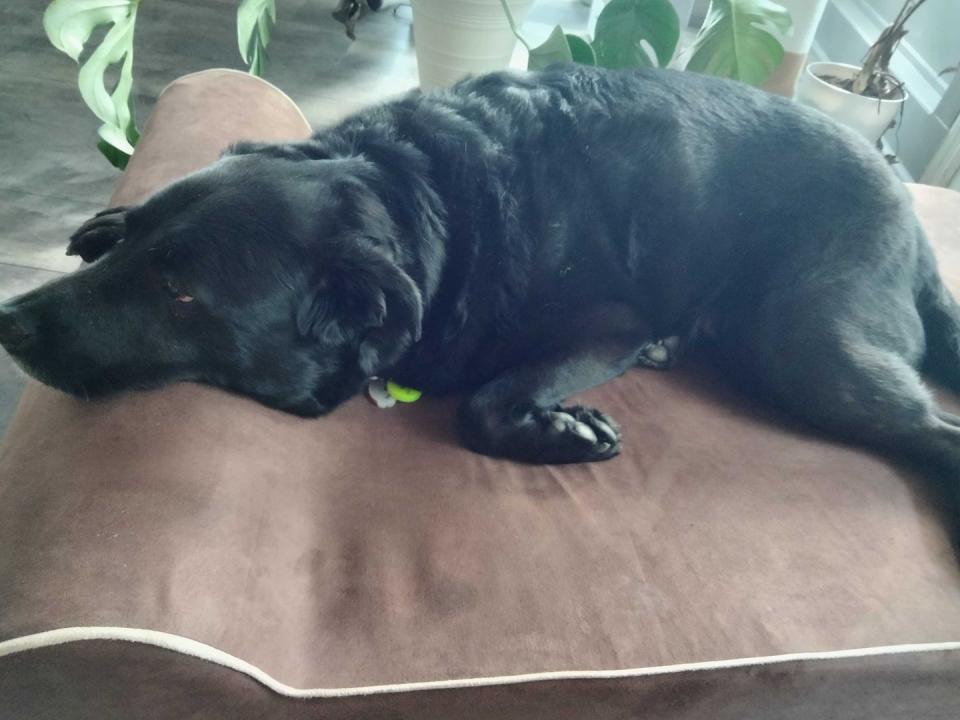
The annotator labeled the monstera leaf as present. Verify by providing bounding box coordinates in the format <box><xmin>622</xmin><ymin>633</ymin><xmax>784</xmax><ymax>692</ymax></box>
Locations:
<box><xmin>237</xmin><ymin>0</ymin><xmax>276</xmax><ymax>77</ymax></box>
<box><xmin>526</xmin><ymin>25</ymin><xmax>598</xmax><ymax>70</ymax></box>
<box><xmin>43</xmin><ymin>0</ymin><xmax>141</xmax><ymax>168</ymax></box>
<box><xmin>593</xmin><ymin>0</ymin><xmax>680</xmax><ymax>69</ymax></box>
<box><xmin>685</xmin><ymin>0</ymin><xmax>791</xmax><ymax>86</ymax></box>
<box><xmin>566</xmin><ymin>34</ymin><xmax>597</xmax><ymax>66</ymax></box>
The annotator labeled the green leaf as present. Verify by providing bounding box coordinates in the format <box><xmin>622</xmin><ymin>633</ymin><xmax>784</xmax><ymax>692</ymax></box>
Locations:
<box><xmin>43</xmin><ymin>0</ymin><xmax>130</xmax><ymax>60</ymax></box>
<box><xmin>237</xmin><ymin>0</ymin><xmax>276</xmax><ymax>76</ymax></box>
<box><xmin>43</xmin><ymin>0</ymin><xmax>140</xmax><ymax>168</ymax></box>
<box><xmin>527</xmin><ymin>25</ymin><xmax>574</xmax><ymax>70</ymax></box>
<box><xmin>685</xmin><ymin>0</ymin><xmax>791</xmax><ymax>86</ymax></box>
<box><xmin>97</xmin><ymin>136</ymin><xmax>129</xmax><ymax>169</ymax></box>
<box><xmin>593</xmin><ymin>0</ymin><xmax>680</xmax><ymax>69</ymax></box>
<box><xmin>566</xmin><ymin>34</ymin><xmax>597</xmax><ymax>66</ymax></box>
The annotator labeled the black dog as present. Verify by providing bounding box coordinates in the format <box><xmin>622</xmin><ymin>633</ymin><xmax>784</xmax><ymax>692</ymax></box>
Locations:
<box><xmin>2</xmin><ymin>66</ymin><xmax>960</xmax><ymax>485</ymax></box>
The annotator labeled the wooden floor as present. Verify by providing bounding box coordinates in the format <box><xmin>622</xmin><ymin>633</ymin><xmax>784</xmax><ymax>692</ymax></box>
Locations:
<box><xmin>0</xmin><ymin>0</ymin><xmax>586</xmax><ymax>432</ymax></box>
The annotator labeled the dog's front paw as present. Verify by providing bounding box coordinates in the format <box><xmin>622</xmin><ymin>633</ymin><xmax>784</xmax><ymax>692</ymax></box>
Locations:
<box><xmin>540</xmin><ymin>404</ymin><xmax>622</xmax><ymax>463</ymax></box>
<box><xmin>460</xmin><ymin>399</ymin><xmax>623</xmax><ymax>465</ymax></box>
<box><xmin>67</xmin><ymin>206</ymin><xmax>128</xmax><ymax>262</ymax></box>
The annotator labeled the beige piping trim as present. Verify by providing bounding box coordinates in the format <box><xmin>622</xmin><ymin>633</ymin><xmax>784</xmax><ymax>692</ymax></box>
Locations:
<box><xmin>158</xmin><ymin>68</ymin><xmax>311</xmax><ymax>132</ymax></box>
<box><xmin>0</xmin><ymin>627</ymin><xmax>957</xmax><ymax>698</ymax></box>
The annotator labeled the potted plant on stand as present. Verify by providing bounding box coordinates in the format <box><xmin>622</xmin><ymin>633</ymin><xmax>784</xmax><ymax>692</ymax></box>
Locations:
<box><xmin>795</xmin><ymin>0</ymin><xmax>924</xmax><ymax>144</ymax></box>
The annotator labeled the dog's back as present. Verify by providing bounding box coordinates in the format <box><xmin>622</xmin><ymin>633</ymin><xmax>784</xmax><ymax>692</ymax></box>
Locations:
<box><xmin>358</xmin><ymin>68</ymin><xmax>916</xmax><ymax>385</ymax></box>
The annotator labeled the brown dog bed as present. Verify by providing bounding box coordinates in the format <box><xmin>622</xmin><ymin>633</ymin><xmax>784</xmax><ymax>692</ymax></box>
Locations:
<box><xmin>1</xmin><ymin>69</ymin><xmax>958</xmax><ymax>719</ymax></box>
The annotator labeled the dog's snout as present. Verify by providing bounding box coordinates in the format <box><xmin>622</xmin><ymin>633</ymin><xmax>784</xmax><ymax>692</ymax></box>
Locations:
<box><xmin>0</xmin><ymin>302</ymin><xmax>36</xmax><ymax>354</ymax></box>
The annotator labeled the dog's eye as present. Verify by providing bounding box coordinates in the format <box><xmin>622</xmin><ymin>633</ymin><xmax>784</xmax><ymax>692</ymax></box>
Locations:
<box><xmin>164</xmin><ymin>279</ymin><xmax>194</xmax><ymax>304</ymax></box>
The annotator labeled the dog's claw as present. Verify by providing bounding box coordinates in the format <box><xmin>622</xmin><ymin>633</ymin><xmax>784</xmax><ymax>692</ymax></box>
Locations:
<box><xmin>542</xmin><ymin>405</ymin><xmax>622</xmax><ymax>462</ymax></box>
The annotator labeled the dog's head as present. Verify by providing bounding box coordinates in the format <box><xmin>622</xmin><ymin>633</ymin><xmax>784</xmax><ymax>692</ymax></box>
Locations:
<box><xmin>0</xmin><ymin>148</ymin><xmax>422</xmax><ymax>416</ymax></box>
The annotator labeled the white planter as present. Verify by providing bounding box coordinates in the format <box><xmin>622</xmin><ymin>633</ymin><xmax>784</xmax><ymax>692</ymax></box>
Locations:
<box><xmin>411</xmin><ymin>0</ymin><xmax>533</xmax><ymax>91</ymax></box>
<box><xmin>796</xmin><ymin>61</ymin><xmax>906</xmax><ymax>143</ymax></box>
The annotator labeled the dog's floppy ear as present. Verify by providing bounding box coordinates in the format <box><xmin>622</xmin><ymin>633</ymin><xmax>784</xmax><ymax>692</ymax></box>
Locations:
<box><xmin>296</xmin><ymin>240</ymin><xmax>423</xmax><ymax>377</ymax></box>
<box><xmin>66</xmin><ymin>206</ymin><xmax>128</xmax><ymax>263</ymax></box>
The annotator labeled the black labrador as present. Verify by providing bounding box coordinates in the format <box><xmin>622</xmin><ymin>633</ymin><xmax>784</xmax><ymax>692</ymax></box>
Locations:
<box><xmin>2</xmin><ymin>66</ymin><xmax>960</xmax><ymax>492</ymax></box>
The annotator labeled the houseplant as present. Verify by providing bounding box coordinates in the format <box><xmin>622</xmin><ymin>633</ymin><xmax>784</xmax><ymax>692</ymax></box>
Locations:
<box><xmin>795</xmin><ymin>0</ymin><xmax>925</xmax><ymax>143</ymax></box>
<box><xmin>42</xmin><ymin>0</ymin><xmax>278</xmax><ymax>169</ymax></box>
<box><xmin>506</xmin><ymin>0</ymin><xmax>792</xmax><ymax>86</ymax></box>
<box><xmin>44</xmin><ymin>0</ymin><xmax>794</xmax><ymax>166</ymax></box>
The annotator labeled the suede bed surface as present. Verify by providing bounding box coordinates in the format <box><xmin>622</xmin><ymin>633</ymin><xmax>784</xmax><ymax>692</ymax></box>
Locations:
<box><xmin>1</xmin><ymin>69</ymin><xmax>959</xmax><ymax>718</ymax></box>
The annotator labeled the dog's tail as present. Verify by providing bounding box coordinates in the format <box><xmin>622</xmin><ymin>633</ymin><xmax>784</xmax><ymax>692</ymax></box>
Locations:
<box><xmin>919</xmin><ymin>239</ymin><xmax>960</xmax><ymax>394</ymax></box>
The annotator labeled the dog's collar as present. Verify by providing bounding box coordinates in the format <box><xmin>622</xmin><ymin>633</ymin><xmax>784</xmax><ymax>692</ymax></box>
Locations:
<box><xmin>367</xmin><ymin>378</ymin><xmax>421</xmax><ymax>408</ymax></box>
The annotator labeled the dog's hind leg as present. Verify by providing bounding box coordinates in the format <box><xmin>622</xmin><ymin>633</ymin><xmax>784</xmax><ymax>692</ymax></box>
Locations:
<box><xmin>458</xmin><ymin>303</ymin><xmax>652</xmax><ymax>464</ymax></box>
<box><xmin>918</xmin><ymin>251</ymin><xmax>960</xmax><ymax>397</ymax></box>
<box><xmin>795</xmin><ymin>345</ymin><xmax>960</xmax><ymax>478</ymax></box>
<box><xmin>719</xmin><ymin>282</ymin><xmax>960</xmax><ymax>505</ymax></box>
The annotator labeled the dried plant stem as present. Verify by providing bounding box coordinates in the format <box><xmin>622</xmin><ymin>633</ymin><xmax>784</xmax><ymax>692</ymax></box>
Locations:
<box><xmin>851</xmin><ymin>0</ymin><xmax>926</xmax><ymax>97</ymax></box>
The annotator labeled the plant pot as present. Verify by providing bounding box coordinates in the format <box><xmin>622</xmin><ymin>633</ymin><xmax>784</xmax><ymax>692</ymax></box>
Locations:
<box><xmin>411</xmin><ymin>0</ymin><xmax>534</xmax><ymax>91</ymax></box>
<box><xmin>796</xmin><ymin>61</ymin><xmax>907</xmax><ymax>143</ymax></box>
<box><xmin>761</xmin><ymin>0</ymin><xmax>827</xmax><ymax>97</ymax></box>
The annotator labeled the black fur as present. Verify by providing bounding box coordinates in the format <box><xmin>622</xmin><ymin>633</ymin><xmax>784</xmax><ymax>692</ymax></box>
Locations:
<box><xmin>2</xmin><ymin>66</ymin><xmax>960</xmax><ymax>495</ymax></box>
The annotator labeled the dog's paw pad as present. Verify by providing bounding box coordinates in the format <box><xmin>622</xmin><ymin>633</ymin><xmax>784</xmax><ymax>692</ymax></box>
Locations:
<box><xmin>637</xmin><ymin>336</ymin><xmax>680</xmax><ymax>369</ymax></box>
<box><xmin>544</xmin><ymin>405</ymin><xmax>621</xmax><ymax>461</ymax></box>
<box><xmin>646</xmin><ymin>344</ymin><xmax>669</xmax><ymax>363</ymax></box>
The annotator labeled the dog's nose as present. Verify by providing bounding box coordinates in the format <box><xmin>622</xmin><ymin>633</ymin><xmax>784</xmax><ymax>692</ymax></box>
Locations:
<box><xmin>0</xmin><ymin>303</ymin><xmax>35</xmax><ymax>354</ymax></box>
